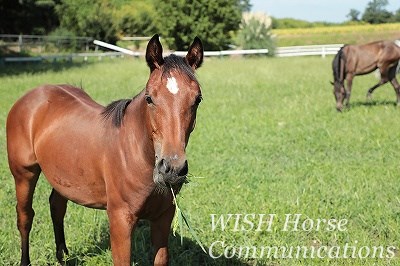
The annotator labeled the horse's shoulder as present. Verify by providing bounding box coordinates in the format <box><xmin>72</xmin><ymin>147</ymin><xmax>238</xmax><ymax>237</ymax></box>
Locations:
<box><xmin>30</xmin><ymin>84</ymin><xmax>102</xmax><ymax>112</ymax></box>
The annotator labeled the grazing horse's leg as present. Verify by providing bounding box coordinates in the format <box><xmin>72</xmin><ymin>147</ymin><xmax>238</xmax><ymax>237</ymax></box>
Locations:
<box><xmin>367</xmin><ymin>65</ymin><xmax>390</xmax><ymax>100</ymax></box>
<box><xmin>388</xmin><ymin>65</ymin><xmax>400</xmax><ymax>106</ymax></box>
<box><xmin>49</xmin><ymin>189</ymin><xmax>69</xmax><ymax>264</ymax></box>
<box><xmin>12</xmin><ymin>164</ymin><xmax>41</xmax><ymax>266</ymax></box>
<box><xmin>151</xmin><ymin>205</ymin><xmax>175</xmax><ymax>266</ymax></box>
<box><xmin>344</xmin><ymin>75</ymin><xmax>353</xmax><ymax>107</ymax></box>
<box><xmin>107</xmin><ymin>208</ymin><xmax>136</xmax><ymax>265</ymax></box>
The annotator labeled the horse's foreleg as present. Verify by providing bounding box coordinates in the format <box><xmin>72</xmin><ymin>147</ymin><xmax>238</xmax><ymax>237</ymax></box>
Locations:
<box><xmin>12</xmin><ymin>164</ymin><xmax>40</xmax><ymax>266</ymax></box>
<box><xmin>107</xmin><ymin>208</ymin><xmax>136</xmax><ymax>266</ymax></box>
<box><xmin>344</xmin><ymin>76</ymin><xmax>353</xmax><ymax>107</ymax></box>
<box><xmin>49</xmin><ymin>189</ymin><xmax>69</xmax><ymax>264</ymax></box>
<box><xmin>151</xmin><ymin>205</ymin><xmax>175</xmax><ymax>266</ymax></box>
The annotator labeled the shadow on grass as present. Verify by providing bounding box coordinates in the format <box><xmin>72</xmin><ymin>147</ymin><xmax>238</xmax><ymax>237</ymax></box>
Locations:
<box><xmin>65</xmin><ymin>220</ymin><xmax>247</xmax><ymax>266</ymax></box>
<box><xmin>0</xmin><ymin>60</ymin><xmax>91</xmax><ymax>77</ymax></box>
<box><xmin>349</xmin><ymin>100</ymin><xmax>397</xmax><ymax>109</ymax></box>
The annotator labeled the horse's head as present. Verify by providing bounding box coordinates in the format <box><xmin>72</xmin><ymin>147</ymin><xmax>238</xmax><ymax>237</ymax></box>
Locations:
<box><xmin>144</xmin><ymin>34</ymin><xmax>203</xmax><ymax>190</ymax></box>
<box><xmin>331</xmin><ymin>81</ymin><xmax>345</xmax><ymax>112</ymax></box>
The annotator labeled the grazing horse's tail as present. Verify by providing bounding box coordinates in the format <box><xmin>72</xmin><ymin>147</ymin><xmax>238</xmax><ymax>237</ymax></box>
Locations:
<box><xmin>332</xmin><ymin>46</ymin><xmax>346</xmax><ymax>85</ymax></box>
<box><xmin>394</xmin><ymin>41</ymin><xmax>400</xmax><ymax>74</ymax></box>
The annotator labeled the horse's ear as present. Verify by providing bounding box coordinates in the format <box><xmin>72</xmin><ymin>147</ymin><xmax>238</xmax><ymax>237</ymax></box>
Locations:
<box><xmin>146</xmin><ymin>34</ymin><xmax>164</xmax><ymax>72</ymax></box>
<box><xmin>186</xmin><ymin>37</ymin><xmax>203</xmax><ymax>70</ymax></box>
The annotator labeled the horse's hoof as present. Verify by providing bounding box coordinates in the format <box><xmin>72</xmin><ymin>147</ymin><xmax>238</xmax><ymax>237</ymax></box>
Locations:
<box><xmin>56</xmin><ymin>245</ymin><xmax>69</xmax><ymax>265</ymax></box>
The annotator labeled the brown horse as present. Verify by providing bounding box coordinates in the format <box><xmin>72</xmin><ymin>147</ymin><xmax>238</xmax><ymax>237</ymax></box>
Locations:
<box><xmin>332</xmin><ymin>40</ymin><xmax>400</xmax><ymax>111</ymax></box>
<box><xmin>6</xmin><ymin>34</ymin><xmax>203</xmax><ymax>265</ymax></box>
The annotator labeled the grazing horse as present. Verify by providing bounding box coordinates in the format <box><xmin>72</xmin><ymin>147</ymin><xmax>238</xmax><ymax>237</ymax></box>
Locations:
<box><xmin>6</xmin><ymin>34</ymin><xmax>204</xmax><ymax>265</ymax></box>
<box><xmin>331</xmin><ymin>40</ymin><xmax>400</xmax><ymax>111</ymax></box>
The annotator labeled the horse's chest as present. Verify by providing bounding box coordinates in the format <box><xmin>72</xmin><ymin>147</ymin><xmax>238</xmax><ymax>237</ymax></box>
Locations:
<box><xmin>139</xmin><ymin>192</ymin><xmax>175</xmax><ymax>220</ymax></box>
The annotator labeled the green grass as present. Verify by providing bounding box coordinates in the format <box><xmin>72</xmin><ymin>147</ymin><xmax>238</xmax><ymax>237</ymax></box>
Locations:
<box><xmin>1</xmin><ymin>56</ymin><xmax>400</xmax><ymax>265</ymax></box>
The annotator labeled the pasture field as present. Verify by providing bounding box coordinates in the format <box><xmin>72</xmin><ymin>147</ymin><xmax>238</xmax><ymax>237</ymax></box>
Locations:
<box><xmin>1</xmin><ymin>56</ymin><xmax>400</xmax><ymax>266</ymax></box>
<box><xmin>273</xmin><ymin>22</ymin><xmax>400</xmax><ymax>46</ymax></box>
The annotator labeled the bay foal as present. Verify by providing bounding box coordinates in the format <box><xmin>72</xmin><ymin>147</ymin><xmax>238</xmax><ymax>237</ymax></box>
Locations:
<box><xmin>7</xmin><ymin>34</ymin><xmax>203</xmax><ymax>265</ymax></box>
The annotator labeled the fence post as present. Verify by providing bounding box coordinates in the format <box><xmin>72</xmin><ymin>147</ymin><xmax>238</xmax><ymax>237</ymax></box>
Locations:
<box><xmin>18</xmin><ymin>34</ymin><xmax>23</xmax><ymax>52</ymax></box>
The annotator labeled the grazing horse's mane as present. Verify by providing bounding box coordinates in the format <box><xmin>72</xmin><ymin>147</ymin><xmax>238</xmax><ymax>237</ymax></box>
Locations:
<box><xmin>332</xmin><ymin>45</ymin><xmax>346</xmax><ymax>85</ymax></box>
<box><xmin>102</xmin><ymin>54</ymin><xmax>199</xmax><ymax>127</ymax></box>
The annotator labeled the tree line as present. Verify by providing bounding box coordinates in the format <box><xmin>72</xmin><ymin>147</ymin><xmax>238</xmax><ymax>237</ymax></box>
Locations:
<box><xmin>347</xmin><ymin>0</ymin><xmax>400</xmax><ymax>24</ymax></box>
<box><xmin>0</xmin><ymin>0</ymin><xmax>399</xmax><ymax>51</ymax></box>
<box><xmin>272</xmin><ymin>0</ymin><xmax>400</xmax><ymax>29</ymax></box>
<box><xmin>0</xmin><ymin>0</ymin><xmax>251</xmax><ymax>51</ymax></box>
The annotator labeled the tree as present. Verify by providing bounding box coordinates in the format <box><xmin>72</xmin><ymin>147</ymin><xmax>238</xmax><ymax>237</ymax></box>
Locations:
<box><xmin>236</xmin><ymin>12</ymin><xmax>275</xmax><ymax>55</ymax></box>
<box><xmin>393</xmin><ymin>8</ymin><xmax>400</xmax><ymax>22</ymax></box>
<box><xmin>116</xmin><ymin>1</ymin><xmax>158</xmax><ymax>38</ymax></box>
<box><xmin>347</xmin><ymin>9</ymin><xmax>360</xmax><ymax>21</ymax></box>
<box><xmin>55</xmin><ymin>0</ymin><xmax>117</xmax><ymax>43</ymax></box>
<box><xmin>0</xmin><ymin>0</ymin><xmax>60</xmax><ymax>34</ymax></box>
<box><xmin>155</xmin><ymin>0</ymin><xmax>251</xmax><ymax>51</ymax></box>
<box><xmin>362</xmin><ymin>0</ymin><xmax>393</xmax><ymax>24</ymax></box>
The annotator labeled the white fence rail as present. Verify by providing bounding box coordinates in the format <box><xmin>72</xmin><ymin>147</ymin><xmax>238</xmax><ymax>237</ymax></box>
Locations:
<box><xmin>276</xmin><ymin>44</ymin><xmax>343</xmax><ymax>58</ymax></box>
<box><xmin>0</xmin><ymin>34</ymin><xmax>93</xmax><ymax>53</ymax></box>
<box><xmin>173</xmin><ymin>49</ymin><xmax>269</xmax><ymax>57</ymax></box>
<box><xmin>1</xmin><ymin>42</ymin><xmax>346</xmax><ymax>64</ymax></box>
<box><xmin>94</xmin><ymin>40</ymin><xmax>269</xmax><ymax>57</ymax></box>
<box><xmin>2</xmin><ymin>52</ymin><xmax>124</xmax><ymax>64</ymax></box>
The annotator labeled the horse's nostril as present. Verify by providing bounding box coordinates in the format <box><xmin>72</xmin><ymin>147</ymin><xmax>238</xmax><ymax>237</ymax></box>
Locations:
<box><xmin>158</xmin><ymin>159</ymin><xmax>171</xmax><ymax>175</ymax></box>
<box><xmin>178</xmin><ymin>160</ymin><xmax>188</xmax><ymax>177</ymax></box>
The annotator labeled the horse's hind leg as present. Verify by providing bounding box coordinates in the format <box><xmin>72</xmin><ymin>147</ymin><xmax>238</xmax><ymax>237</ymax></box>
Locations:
<box><xmin>366</xmin><ymin>82</ymin><xmax>382</xmax><ymax>101</ymax></box>
<box><xmin>388</xmin><ymin>65</ymin><xmax>400</xmax><ymax>105</ymax></box>
<box><xmin>367</xmin><ymin>65</ymin><xmax>390</xmax><ymax>99</ymax></box>
<box><xmin>11</xmin><ymin>164</ymin><xmax>41</xmax><ymax>266</ymax></box>
<box><xmin>49</xmin><ymin>189</ymin><xmax>69</xmax><ymax>264</ymax></box>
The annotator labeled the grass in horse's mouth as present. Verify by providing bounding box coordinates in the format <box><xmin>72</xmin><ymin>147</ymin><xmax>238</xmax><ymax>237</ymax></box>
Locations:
<box><xmin>170</xmin><ymin>185</ymin><xmax>207</xmax><ymax>253</ymax></box>
<box><xmin>154</xmin><ymin>175</ymin><xmax>188</xmax><ymax>195</ymax></box>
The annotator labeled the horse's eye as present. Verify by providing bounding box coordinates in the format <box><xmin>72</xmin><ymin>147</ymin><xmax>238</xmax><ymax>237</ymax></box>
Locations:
<box><xmin>195</xmin><ymin>95</ymin><xmax>202</xmax><ymax>105</ymax></box>
<box><xmin>145</xmin><ymin>95</ymin><xmax>153</xmax><ymax>105</ymax></box>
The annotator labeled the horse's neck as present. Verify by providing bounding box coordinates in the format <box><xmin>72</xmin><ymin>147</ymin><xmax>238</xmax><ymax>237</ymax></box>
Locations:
<box><xmin>121</xmin><ymin>93</ymin><xmax>155</xmax><ymax>165</ymax></box>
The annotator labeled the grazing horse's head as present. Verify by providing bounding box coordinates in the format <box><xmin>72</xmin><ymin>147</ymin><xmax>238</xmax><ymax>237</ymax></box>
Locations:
<box><xmin>331</xmin><ymin>80</ymin><xmax>345</xmax><ymax>111</ymax></box>
<box><xmin>144</xmin><ymin>35</ymin><xmax>203</xmax><ymax>189</ymax></box>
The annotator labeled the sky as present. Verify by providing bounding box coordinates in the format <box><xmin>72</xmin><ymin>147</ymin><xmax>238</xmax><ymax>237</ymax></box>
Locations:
<box><xmin>251</xmin><ymin>0</ymin><xmax>399</xmax><ymax>23</ymax></box>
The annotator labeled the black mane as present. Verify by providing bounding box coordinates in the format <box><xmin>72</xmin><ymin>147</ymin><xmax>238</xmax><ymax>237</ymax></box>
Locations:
<box><xmin>332</xmin><ymin>46</ymin><xmax>346</xmax><ymax>85</ymax></box>
<box><xmin>101</xmin><ymin>99</ymin><xmax>132</xmax><ymax>127</ymax></box>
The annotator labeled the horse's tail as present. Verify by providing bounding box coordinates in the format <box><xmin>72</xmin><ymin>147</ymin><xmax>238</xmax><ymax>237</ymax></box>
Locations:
<box><xmin>332</xmin><ymin>46</ymin><xmax>346</xmax><ymax>85</ymax></box>
<box><xmin>394</xmin><ymin>41</ymin><xmax>400</xmax><ymax>74</ymax></box>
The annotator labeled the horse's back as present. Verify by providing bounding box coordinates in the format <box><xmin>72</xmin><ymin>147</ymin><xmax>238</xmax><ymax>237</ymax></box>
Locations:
<box><xmin>7</xmin><ymin>85</ymin><xmax>66</xmax><ymax>165</ymax></box>
<box><xmin>7</xmin><ymin>85</ymin><xmax>102</xmax><ymax>167</ymax></box>
<box><xmin>8</xmin><ymin>84</ymin><xmax>100</xmax><ymax>119</ymax></box>
<box><xmin>7</xmin><ymin>85</ymin><xmax>108</xmax><ymax>207</ymax></box>
<box><xmin>381</xmin><ymin>41</ymin><xmax>400</xmax><ymax>62</ymax></box>
<box><xmin>7</xmin><ymin>84</ymin><xmax>101</xmax><ymax>139</ymax></box>
<box><xmin>343</xmin><ymin>41</ymin><xmax>386</xmax><ymax>75</ymax></box>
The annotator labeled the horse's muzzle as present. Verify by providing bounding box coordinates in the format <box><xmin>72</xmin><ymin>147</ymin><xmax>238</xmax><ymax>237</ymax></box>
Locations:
<box><xmin>153</xmin><ymin>158</ymin><xmax>188</xmax><ymax>188</ymax></box>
